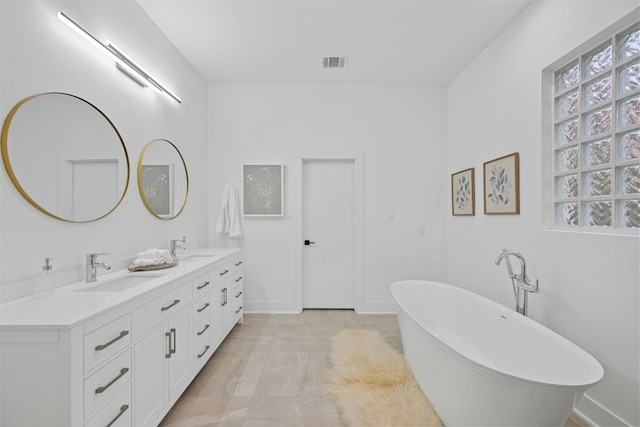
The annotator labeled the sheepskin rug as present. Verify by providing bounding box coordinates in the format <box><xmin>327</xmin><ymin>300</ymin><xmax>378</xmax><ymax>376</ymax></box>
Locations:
<box><xmin>328</xmin><ymin>329</ymin><xmax>443</xmax><ymax>427</ymax></box>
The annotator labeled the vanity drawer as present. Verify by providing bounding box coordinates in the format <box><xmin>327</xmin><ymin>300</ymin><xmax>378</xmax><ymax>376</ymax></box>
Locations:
<box><xmin>194</xmin><ymin>319</ymin><xmax>212</xmax><ymax>368</ymax></box>
<box><xmin>84</xmin><ymin>383</ymin><xmax>131</xmax><ymax>427</ymax></box>
<box><xmin>192</xmin><ymin>273</ymin><xmax>211</xmax><ymax>297</ymax></box>
<box><xmin>233</xmin><ymin>276</ymin><xmax>243</xmax><ymax>315</ymax></box>
<box><xmin>193</xmin><ymin>293</ymin><xmax>211</xmax><ymax>325</ymax></box>
<box><xmin>84</xmin><ymin>313</ymin><xmax>132</xmax><ymax>374</ymax></box>
<box><xmin>84</xmin><ymin>349</ymin><xmax>132</xmax><ymax>418</ymax></box>
<box><xmin>134</xmin><ymin>282</ymin><xmax>192</xmax><ymax>339</ymax></box>
<box><xmin>212</xmin><ymin>262</ymin><xmax>234</xmax><ymax>285</ymax></box>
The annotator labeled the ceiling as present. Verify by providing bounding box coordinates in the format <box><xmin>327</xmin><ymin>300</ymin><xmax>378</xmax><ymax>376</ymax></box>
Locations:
<box><xmin>138</xmin><ymin>0</ymin><xmax>532</xmax><ymax>85</ymax></box>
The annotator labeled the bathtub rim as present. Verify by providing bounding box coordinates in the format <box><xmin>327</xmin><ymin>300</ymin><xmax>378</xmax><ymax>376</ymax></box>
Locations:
<box><xmin>391</xmin><ymin>279</ymin><xmax>604</xmax><ymax>390</ymax></box>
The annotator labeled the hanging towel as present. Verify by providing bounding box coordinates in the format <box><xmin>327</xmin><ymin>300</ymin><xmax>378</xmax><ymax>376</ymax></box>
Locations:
<box><xmin>215</xmin><ymin>183</ymin><xmax>244</xmax><ymax>239</ymax></box>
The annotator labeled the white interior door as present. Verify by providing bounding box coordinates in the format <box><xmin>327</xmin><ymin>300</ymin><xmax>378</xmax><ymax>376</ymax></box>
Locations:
<box><xmin>303</xmin><ymin>160</ymin><xmax>355</xmax><ymax>309</ymax></box>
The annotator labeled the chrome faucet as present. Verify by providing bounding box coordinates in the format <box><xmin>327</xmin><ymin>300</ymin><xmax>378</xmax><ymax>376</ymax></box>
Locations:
<box><xmin>86</xmin><ymin>253</ymin><xmax>111</xmax><ymax>282</ymax></box>
<box><xmin>170</xmin><ymin>236</ymin><xmax>187</xmax><ymax>257</ymax></box>
<box><xmin>495</xmin><ymin>249</ymin><xmax>538</xmax><ymax>316</ymax></box>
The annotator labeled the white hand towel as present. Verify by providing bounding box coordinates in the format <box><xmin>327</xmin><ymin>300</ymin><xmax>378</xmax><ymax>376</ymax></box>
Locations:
<box><xmin>228</xmin><ymin>184</ymin><xmax>243</xmax><ymax>239</ymax></box>
<box><xmin>137</xmin><ymin>250</ymin><xmax>156</xmax><ymax>259</ymax></box>
<box><xmin>216</xmin><ymin>183</ymin><xmax>244</xmax><ymax>239</ymax></box>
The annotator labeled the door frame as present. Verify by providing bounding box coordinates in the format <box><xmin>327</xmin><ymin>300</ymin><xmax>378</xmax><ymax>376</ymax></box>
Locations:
<box><xmin>294</xmin><ymin>153</ymin><xmax>364</xmax><ymax>313</ymax></box>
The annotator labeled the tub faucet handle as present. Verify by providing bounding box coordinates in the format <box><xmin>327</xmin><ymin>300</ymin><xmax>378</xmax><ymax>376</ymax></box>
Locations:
<box><xmin>519</xmin><ymin>278</ymin><xmax>539</xmax><ymax>293</ymax></box>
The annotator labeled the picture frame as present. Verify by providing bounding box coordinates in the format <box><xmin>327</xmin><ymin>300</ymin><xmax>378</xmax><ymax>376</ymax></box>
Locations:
<box><xmin>483</xmin><ymin>152</ymin><xmax>520</xmax><ymax>215</ymax></box>
<box><xmin>451</xmin><ymin>167</ymin><xmax>475</xmax><ymax>216</ymax></box>
<box><xmin>242</xmin><ymin>164</ymin><xmax>284</xmax><ymax>217</ymax></box>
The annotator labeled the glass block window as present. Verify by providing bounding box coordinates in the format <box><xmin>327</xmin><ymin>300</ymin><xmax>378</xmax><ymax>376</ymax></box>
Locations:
<box><xmin>553</xmin><ymin>23</ymin><xmax>640</xmax><ymax>230</ymax></box>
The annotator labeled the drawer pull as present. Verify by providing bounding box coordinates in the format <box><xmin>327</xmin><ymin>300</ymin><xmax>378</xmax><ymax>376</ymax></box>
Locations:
<box><xmin>197</xmin><ymin>345</ymin><xmax>210</xmax><ymax>359</ymax></box>
<box><xmin>106</xmin><ymin>404</ymin><xmax>129</xmax><ymax>427</ymax></box>
<box><xmin>197</xmin><ymin>281</ymin><xmax>210</xmax><ymax>290</ymax></box>
<box><xmin>235</xmin><ymin>276</ymin><xmax>243</xmax><ymax>282</ymax></box>
<box><xmin>235</xmin><ymin>261</ymin><xmax>243</xmax><ymax>266</ymax></box>
<box><xmin>197</xmin><ymin>302</ymin><xmax>210</xmax><ymax>313</ymax></box>
<box><xmin>197</xmin><ymin>324</ymin><xmax>210</xmax><ymax>336</ymax></box>
<box><xmin>95</xmin><ymin>330</ymin><xmax>129</xmax><ymax>351</ymax></box>
<box><xmin>235</xmin><ymin>306</ymin><xmax>243</xmax><ymax>314</ymax></box>
<box><xmin>161</xmin><ymin>299</ymin><xmax>180</xmax><ymax>312</ymax></box>
<box><xmin>235</xmin><ymin>291</ymin><xmax>243</xmax><ymax>298</ymax></box>
<box><xmin>219</xmin><ymin>269</ymin><xmax>229</xmax><ymax>276</ymax></box>
<box><xmin>95</xmin><ymin>367</ymin><xmax>129</xmax><ymax>394</ymax></box>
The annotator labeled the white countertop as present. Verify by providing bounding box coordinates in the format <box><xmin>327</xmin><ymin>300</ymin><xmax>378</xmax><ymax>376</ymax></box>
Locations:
<box><xmin>0</xmin><ymin>248</ymin><xmax>241</xmax><ymax>329</ymax></box>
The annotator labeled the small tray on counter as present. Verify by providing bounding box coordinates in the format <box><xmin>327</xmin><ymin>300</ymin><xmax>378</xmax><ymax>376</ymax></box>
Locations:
<box><xmin>127</xmin><ymin>256</ymin><xmax>179</xmax><ymax>272</ymax></box>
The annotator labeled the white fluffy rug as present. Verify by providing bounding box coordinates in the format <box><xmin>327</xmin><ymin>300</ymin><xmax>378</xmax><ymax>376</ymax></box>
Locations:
<box><xmin>328</xmin><ymin>329</ymin><xmax>443</xmax><ymax>427</ymax></box>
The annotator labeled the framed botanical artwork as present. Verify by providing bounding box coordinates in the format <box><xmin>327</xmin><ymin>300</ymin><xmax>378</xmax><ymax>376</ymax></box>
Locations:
<box><xmin>242</xmin><ymin>164</ymin><xmax>284</xmax><ymax>216</ymax></box>
<box><xmin>451</xmin><ymin>168</ymin><xmax>475</xmax><ymax>216</ymax></box>
<box><xmin>141</xmin><ymin>164</ymin><xmax>174</xmax><ymax>218</ymax></box>
<box><xmin>483</xmin><ymin>152</ymin><xmax>520</xmax><ymax>215</ymax></box>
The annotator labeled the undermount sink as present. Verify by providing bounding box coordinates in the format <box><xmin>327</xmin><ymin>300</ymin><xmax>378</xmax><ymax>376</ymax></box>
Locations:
<box><xmin>180</xmin><ymin>253</ymin><xmax>216</xmax><ymax>262</ymax></box>
<box><xmin>78</xmin><ymin>274</ymin><xmax>163</xmax><ymax>292</ymax></box>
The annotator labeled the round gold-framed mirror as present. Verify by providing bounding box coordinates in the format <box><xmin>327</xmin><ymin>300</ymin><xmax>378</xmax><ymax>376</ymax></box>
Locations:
<box><xmin>1</xmin><ymin>92</ymin><xmax>130</xmax><ymax>222</ymax></box>
<box><xmin>137</xmin><ymin>139</ymin><xmax>188</xmax><ymax>219</ymax></box>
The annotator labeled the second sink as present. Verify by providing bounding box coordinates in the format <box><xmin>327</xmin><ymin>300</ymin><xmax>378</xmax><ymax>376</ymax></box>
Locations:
<box><xmin>78</xmin><ymin>273</ymin><xmax>164</xmax><ymax>292</ymax></box>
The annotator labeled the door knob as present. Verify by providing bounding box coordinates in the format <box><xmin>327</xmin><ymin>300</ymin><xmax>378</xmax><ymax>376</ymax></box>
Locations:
<box><xmin>304</xmin><ymin>240</ymin><xmax>316</xmax><ymax>246</ymax></box>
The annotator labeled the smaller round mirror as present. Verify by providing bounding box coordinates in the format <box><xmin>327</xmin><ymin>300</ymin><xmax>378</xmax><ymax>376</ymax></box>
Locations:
<box><xmin>137</xmin><ymin>139</ymin><xmax>188</xmax><ymax>219</ymax></box>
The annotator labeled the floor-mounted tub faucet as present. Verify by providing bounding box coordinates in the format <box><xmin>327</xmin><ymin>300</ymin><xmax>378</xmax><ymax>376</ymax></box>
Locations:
<box><xmin>495</xmin><ymin>249</ymin><xmax>538</xmax><ymax>316</ymax></box>
<box><xmin>86</xmin><ymin>253</ymin><xmax>111</xmax><ymax>282</ymax></box>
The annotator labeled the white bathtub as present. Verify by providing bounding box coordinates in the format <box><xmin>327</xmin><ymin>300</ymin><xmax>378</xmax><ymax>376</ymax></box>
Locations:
<box><xmin>390</xmin><ymin>280</ymin><xmax>603</xmax><ymax>427</ymax></box>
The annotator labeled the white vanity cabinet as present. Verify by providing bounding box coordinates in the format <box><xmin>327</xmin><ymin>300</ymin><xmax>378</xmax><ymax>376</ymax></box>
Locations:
<box><xmin>0</xmin><ymin>249</ymin><xmax>243</xmax><ymax>427</ymax></box>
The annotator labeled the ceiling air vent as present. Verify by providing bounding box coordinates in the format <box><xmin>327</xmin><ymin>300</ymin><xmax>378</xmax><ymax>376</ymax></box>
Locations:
<box><xmin>323</xmin><ymin>56</ymin><xmax>348</xmax><ymax>69</ymax></box>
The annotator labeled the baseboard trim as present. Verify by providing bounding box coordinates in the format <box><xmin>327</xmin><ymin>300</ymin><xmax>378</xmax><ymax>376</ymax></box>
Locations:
<box><xmin>243</xmin><ymin>300</ymin><xmax>398</xmax><ymax>314</ymax></box>
<box><xmin>356</xmin><ymin>301</ymin><xmax>397</xmax><ymax>314</ymax></box>
<box><xmin>243</xmin><ymin>301</ymin><xmax>299</xmax><ymax>313</ymax></box>
<box><xmin>575</xmin><ymin>392</ymin><xmax>631</xmax><ymax>427</ymax></box>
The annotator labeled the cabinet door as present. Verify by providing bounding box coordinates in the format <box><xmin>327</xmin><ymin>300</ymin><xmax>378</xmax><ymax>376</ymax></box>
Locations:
<box><xmin>134</xmin><ymin>325</ymin><xmax>168</xmax><ymax>427</ymax></box>
<box><xmin>210</xmin><ymin>282</ymin><xmax>224</xmax><ymax>350</ymax></box>
<box><xmin>221</xmin><ymin>284</ymin><xmax>235</xmax><ymax>336</ymax></box>
<box><xmin>168</xmin><ymin>307</ymin><xmax>192</xmax><ymax>400</ymax></box>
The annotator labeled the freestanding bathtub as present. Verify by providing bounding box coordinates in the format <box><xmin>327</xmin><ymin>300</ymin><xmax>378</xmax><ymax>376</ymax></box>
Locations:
<box><xmin>390</xmin><ymin>280</ymin><xmax>603</xmax><ymax>427</ymax></box>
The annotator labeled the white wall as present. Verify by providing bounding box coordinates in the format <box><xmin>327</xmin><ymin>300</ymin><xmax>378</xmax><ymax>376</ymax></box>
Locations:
<box><xmin>0</xmin><ymin>0</ymin><xmax>209</xmax><ymax>299</ymax></box>
<box><xmin>446</xmin><ymin>1</ymin><xmax>639</xmax><ymax>425</ymax></box>
<box><xmin>208</xmin><ymin>84</ymin><xmax>448</xmax><ymax>312</ymax></box>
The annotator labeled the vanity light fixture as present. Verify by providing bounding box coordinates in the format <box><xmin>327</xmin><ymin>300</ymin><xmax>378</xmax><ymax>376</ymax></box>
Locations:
<box><xmin>57</xmin><ymin>11</ymin><xmax>182</xmax><ymax>104</ymax></box>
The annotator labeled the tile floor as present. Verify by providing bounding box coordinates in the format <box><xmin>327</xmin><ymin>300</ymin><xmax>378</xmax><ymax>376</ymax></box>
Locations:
<box><xmin>159</xmin><ymin>310</ymin><xmax>590</xmax><ymax>427</ymax></box>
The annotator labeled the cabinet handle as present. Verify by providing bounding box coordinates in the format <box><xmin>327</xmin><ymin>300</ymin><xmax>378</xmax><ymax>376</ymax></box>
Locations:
<box><xmin>95</xmin><ymin>367</ymin><xmax>129</xmax><ymax>394</ymax></box>
<box><xmin>197</xmin><ymin>281</ymin><xmax>210</xmax><ymax>290</ymax></box>
<box><xmin>170</xmin><ymin>328</ymin><xmax>177</xmax><ymax>355</ymax></box>
<box><xmin>197</xmin><ymin>302</ymin><xmax>210</xmax><ymax>313</ymax></box>
<box><xmin>165</xmin><ymin>331</ymin><xmax>172</xmax><ymax>358</ymax></box>
<box><xmin>105</xmin><ymin>404</ymin><xmax>129</xmax><ymax>427</ymax></box>
<box><xmin>235</xmin><ymin>306</ymin><xmax>243</xmax><ymax>314</ymax></box>
<box><xmin>235</xmin><ymin>261</ymin><xmax>243</xmax><ymax>266</ymax></box>
<box><xmin>197</xmin><ymin>324</ymin><xmax>210</xmax><ymax>336</ymax></box>
<box><xmin>235</xmin><ymin>291</ymin><xmax>243</xmax><ymax>298</ymax></box>
<box><xmin>235</xmin><ymin>276</ymin><xmax>243</xmax><ymax>282</ymax></box>
<box><xmin>161</xmin><ymin>299</ymin><xmax>180</xmax><ymax>312</ymax></box>
<box><xmin>219</xmin><ymin>269</ymin><xmax>229</xmax><ymax>276</ymax></box>
<box><xmin>197</xmin><ymin>345</ymin><xmax>210</xmax><ymax>359</ymax></box>
<box><xmin>95</xmin><ymin>330</ymin><xmax>129</xmax><ymax>351</ymax></box>
<box><xmin>221</xmin><ymin>288</ymin><xmax>227</xmax><ymax>306</ymax></box>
